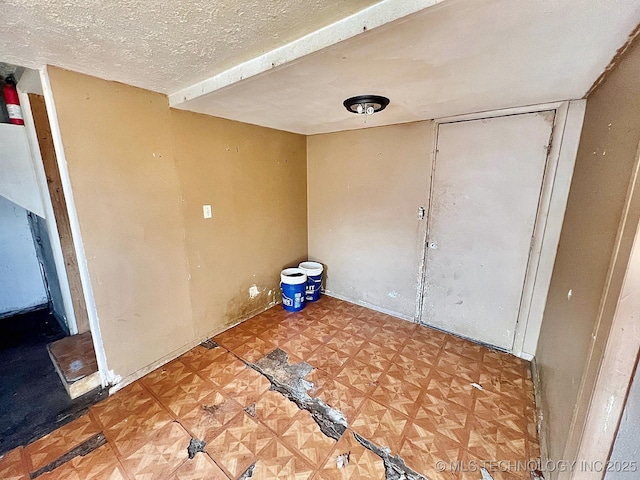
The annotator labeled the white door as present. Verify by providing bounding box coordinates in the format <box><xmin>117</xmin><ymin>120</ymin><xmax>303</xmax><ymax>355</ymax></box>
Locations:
<box><xmin>421</xmin><ymin>111</ymin><xmax>554</xmax><ymax>350</ymax></box>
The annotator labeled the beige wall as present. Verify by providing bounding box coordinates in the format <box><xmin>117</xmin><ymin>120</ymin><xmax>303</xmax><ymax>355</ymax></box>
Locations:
<box><xmin>307</xmin><ymin>122</ymin><xmax>433</xmax><ymax>319</ymax></box>
<box><xmin>48</xmin><ymin>67</ymin><xmax>307</xmax><ymax>380</ymax></box>
<box><xmin>536</xmin><ymin>36</ymin><xmax>640</xmax><ymax>467</ymax></box>
<box><xmin>171</xmin><ymin>109</ymin><xmax>307</xmax><ymax>337</ymax></box>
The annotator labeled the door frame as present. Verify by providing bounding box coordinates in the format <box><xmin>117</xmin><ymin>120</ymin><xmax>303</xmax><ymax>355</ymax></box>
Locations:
<box><xmin>17</xmin><ymin>67</ymin><xmax>112</xmax><ymax>388</ymax></box>
<box><xmin>417</xmin><ymin>101</ymin><xmax>586</xmax><ymax>359</ymax></box>
<box><xmin>17</xmin><ymin>73</ymin><xmax>80</xmax><ymax>335</ymax></box>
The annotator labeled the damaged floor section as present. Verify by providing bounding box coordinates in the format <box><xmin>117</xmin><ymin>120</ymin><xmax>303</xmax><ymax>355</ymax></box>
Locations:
<box><xmin>246</xmin><ymin>348</ymin><xmax>425</xmax><ymax>479</ymax></box>
<box><xmin>249</xmin><ymin>349</ymin><xmax>347</xmax><ymax>441</ymax></box>
<box><xmin>0</xmin><ymin>297</ymin><xmax>540</xmax><ymax>479</ymax></box>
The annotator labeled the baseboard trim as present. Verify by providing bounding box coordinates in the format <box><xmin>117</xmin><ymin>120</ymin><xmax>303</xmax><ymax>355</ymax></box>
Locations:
<box><xmin>109</xmin><ymin>301</ymin><xmax>279</xmax><ymax>395</ymax></box>
<box><xmin>322</xmin><ymin>290</ymin><xmax>414</xmax><ymax>323</ymax></box>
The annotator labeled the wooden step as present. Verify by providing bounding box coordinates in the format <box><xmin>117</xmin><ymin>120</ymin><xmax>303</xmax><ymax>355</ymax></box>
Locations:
<box><xmin>47</xmin><ymin>331</ymin><xmax>100</xmax><ymax>399</ymax></box>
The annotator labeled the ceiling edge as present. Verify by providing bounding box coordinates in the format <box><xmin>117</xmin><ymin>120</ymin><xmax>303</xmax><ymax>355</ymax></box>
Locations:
<box><xmin>585</xmin><ymin>21</ymin><xmax>640</xmax><ymax>98</ymax></box>
<box><xmin>167</xmin><ymin>0</ymin><xmax>445</xmax><ymax>107</ymax></box>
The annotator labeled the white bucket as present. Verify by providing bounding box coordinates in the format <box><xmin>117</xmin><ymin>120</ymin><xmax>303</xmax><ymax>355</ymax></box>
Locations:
<box><xmin>298</xmin><ymin>261</ymin><xmax>324</xmax><ymax>302</ymax></box>
<box><xmin>280</xmin><ymin>268</ymin><xmax>307</xmax><ymax>285</ymax></box>
<box><xmin>280</xmin><ymin>268</ymin><xmax>307</xmax><ymax>312</ymax></box>
<box><xmin>298</xmin><ymin>262</ymin><xmax>323</xmax><ymax>276</ymax></box>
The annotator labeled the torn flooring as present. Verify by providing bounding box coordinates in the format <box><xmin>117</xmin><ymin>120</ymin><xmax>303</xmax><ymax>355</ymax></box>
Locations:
<box><xmin>0</xmin><ymin>296</ymin><xmax>541</xmax><ymax>479</ymax></box>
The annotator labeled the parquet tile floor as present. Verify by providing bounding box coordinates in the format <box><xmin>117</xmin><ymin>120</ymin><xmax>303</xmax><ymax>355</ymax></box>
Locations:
<box><xmin>0</xmin><ymin>296</ymin><xmax>540</xmax><ymax>479</ymax></box>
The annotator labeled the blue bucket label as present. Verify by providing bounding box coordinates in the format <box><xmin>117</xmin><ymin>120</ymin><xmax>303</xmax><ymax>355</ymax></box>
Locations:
<box><xmin>281</xmin><ymin>282</ymin><xmax>306</xmax><ymax>311</ymax></box>
<box><xmin>304</xmin><ymin>273</ymin><xmax>323</xmax><ymax>302</ymax></box>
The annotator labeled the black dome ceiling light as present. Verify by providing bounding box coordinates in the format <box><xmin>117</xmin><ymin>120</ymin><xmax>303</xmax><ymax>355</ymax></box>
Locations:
<box><xmin>343</xmin><ymin>95</ymin><xmax>390</xmax><ymax>115</ymax></box>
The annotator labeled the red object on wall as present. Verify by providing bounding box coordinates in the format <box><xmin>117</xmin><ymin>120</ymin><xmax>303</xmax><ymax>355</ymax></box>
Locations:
<box><xmin>3</xmin><ymin>75</ymin><xmax>24</xmax><ymax>125</ymax></box>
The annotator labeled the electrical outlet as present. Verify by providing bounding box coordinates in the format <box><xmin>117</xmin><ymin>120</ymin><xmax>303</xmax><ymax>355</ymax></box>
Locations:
<box><xmin>203</xmin><ymin>205</ymin><xmax>212</xmax><ymax>219</ymax></box>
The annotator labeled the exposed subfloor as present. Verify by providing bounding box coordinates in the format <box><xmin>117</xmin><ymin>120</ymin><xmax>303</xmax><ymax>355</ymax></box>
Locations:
<box><xmin>0</xmin><ymin>296</ymin><xmax>541</xmax><ymax>479</ymax></box>
<box><xmin>0</xmin><ymin>309</ymin><xmax>105</xmax><ymax>456</ymax></box>
<box><xmin>48</xmin><ymin>331</ymin><xmax>98</xmax><ymax>383</ymax></box>
<box><xmin>48</xmin><ymin>331</ymin><xmax>102</xmax><ymax>399</ymax></box>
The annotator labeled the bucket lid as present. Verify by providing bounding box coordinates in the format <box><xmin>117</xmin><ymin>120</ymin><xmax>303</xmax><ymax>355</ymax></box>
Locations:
<box><xmin>281</xmin><ymin>268</ymin><xmax>307</xmax><ymax>285</ymax></box>
<box><xmin>298</xmin><ymin>261</ymin><xmax>323</xmax><ymax>276</ymax></box>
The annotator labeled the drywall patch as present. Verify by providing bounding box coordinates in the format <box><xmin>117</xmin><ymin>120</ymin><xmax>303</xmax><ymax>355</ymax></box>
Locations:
<box><xmin>249</xmin><ymin>284</ymin><xmax>260</xmax><ymax>299</ymax></box>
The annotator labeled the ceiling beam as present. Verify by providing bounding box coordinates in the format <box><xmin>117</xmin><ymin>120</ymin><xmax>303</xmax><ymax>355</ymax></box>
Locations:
<box><xmin>168</xmin><ymin>0</ymin><xmax>446</xmax><ymax>107</ymax></box>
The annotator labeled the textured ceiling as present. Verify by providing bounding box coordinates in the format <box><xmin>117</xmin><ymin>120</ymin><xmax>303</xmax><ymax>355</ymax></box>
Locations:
<box><xmin>173</xmin><ymin>0</ymin><xmax>640</xmax><ymax>134</ymax></box>
<box><xmin>0</xmin><ymin>61</ymin><xmax>22</xmax><ymax>80</ymax></box>
<box><xmin>0</xmin><ymin>0</ymin><xmax>383</xmax><ymax>93</ymax></box>
<box><xmin>1</xmin><ymin>0</ymin><xmax>639</xmax><ymax>134</ymax></box>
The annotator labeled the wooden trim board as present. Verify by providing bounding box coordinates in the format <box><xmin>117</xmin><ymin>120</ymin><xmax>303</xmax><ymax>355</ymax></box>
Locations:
<box><xmin>28</xmin><ymin>93</ymin><xmax>90</xmax><ymax>334</ymax></box>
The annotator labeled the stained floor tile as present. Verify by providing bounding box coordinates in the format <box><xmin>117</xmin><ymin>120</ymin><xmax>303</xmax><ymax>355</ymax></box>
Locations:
<box><xmin>252</xmin><ymin>439</ymin><xmax>315</xmax><ymax>479</ymax></box>
<box><xmin>315</xmin><ymin>379</ymin><xmax>367</xmax><ymax>424</ymax></box>
<box><xmin>350</xmin><ymin>398</ymin><xmax>409</xmax><ymax>450</ymax></box>
<box><xmin>198</xmin><ymin>352</ymin><xmax>248</xmax><ymax>388</ymax></box>
<box><xmin>233</xmin><ymin>336</ymin><xmax>278</xmax><ymax>363</ymax></box>
<box><xmin>178</xmin><ymin>344</ymin><xmax>227</xmax><ymax>371</ymax></box>
<box><xmin>24</xmin><ymin>414</ymin><xmax>101</xmax><ymax>472</ymax></box>
<box><xmin>207</xmin><ymin>411</ymin><xmax>274</xmax><ymax>478</ymax></box>
<box><xmin>280</xmin><ymin>410</ymin><xmax>336</xmax><ymax>469</ymax></box>
<box><xmin>37</xmin><ymin>444</ymin><xmax>127</xmax><ymax>480</ymax></box>
<box><xmin>352</xmin><ymin>343</ymin><xmax>396</xmax><ymax>372</ymax></box>
<box><xmin>101</xmin><ymin>397</ymin><xmax>173</xmax><ymax>456</ymax></box>
<box><xmin>150</xmin><ymin>372</ymin><xmax>219</xmax><ymax>418</ymax></box>
<box><xmin>371</xmin><ymin>372</ymin><xmax>423</xmax><ymax>417</ymax></box>
<box><xmin>253</xmin><ymin>390</ymin><xmax>300</xmax><ymax>436</ymax></box>
<box><xmin>316</xmin><ymin>430</ymin><xmax>386</xmax><ymax>479</ymax></box>
<box><xmin>399</xmin><ymin>434</ymin><xmax>461</xmax><ymax>480</ymax></box>
<box><xmin>7</xmin><ymin>296</ymin><xmax>541</xmax><ymax>479</ymax></box>
<box><xmin>0</xmin><ymin>447</ymin><xmax>29</xmax><ymax>480</ymax></box>
<box><xmin>334</xmin><ymin>358</ymin><xmax>383</xmax><ymax>394</ymax></box>
<box><xmin>220</xmin><ymin>367</ymin><xmax>271</xmax><ymax>408</ymax></box>
<box><xmin>118</xmin><ymin>421</ymin><xmax>190</xmax><ymax>480</ymax></box>
<box><xmin>177</xmin><ymin>390</ymin><xmax>243</xmax><ymax>443</ymax></box>
<box><xmin>165</xmin><ymin>453</ymin><xmax>228</xmax><ymax>480</ymax></box>
<box><xmin>307</xmin><ymin>345</ymin><xmax>349</xmax><ymax>377</ymax></box>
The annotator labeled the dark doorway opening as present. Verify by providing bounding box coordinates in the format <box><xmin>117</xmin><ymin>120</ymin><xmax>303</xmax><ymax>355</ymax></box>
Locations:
<box><xmin>0</xmin><ymin>308</ymin><xmax>105</xmax><ymax>455</ymax></box>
